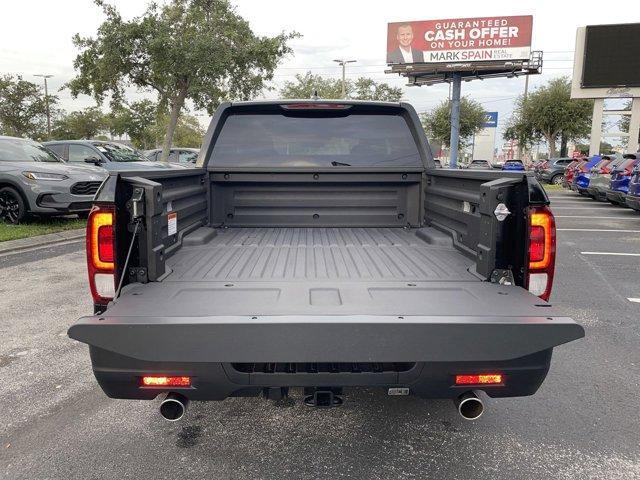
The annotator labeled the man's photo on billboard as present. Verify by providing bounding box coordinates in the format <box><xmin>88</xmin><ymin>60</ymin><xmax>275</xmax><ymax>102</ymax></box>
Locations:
<box><xmin>387</xmin><ymin>23</ymin><xmax>424</xmax><ymax>64</ymax></box>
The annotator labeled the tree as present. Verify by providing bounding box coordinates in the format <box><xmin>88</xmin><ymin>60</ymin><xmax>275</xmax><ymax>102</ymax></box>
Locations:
<box><xmin>352</xmin><ymin>77</ymin><xmax>403</xmax><ymax>102</ymax></box>
<box><xmin>0</xmin><ymin>74</ymin><xmax>57</xmax><ymax>140</ymax></box>
<box><xmin>149</xmin><ymin>113</ymin><xmax>205</xmax><ymax>149</ymax></box>
<box><xmin>421</xmin><ymin>97</ymin><xmax>487</xmax><ymax>148</ymax></box>
<box><xmin>280</xmin><ymin>72</ymin><xmax>403</xmax><ymax>102</ymax></box>
<box><xmin>109</xmin><ymin>100</ymin><xmax>159</xmax><ymax>149</ymax></box>
<box><xmin>68</xmin><ymin>0</ymin><xmax>297</xmax><ymax>161</ymax></box>
<box><xmin>505</xmin><ymin>77</ymin><xmax>593</xmax><ymax>157</ymax></box>
<box><xmin>617</xmin><ymin>100</ymin><xmax>640</xmax><ymax>149</ymax></box>
<box><xmin>51</xmin><ymin>106</ymin><xmax>108</xmax><ymax>140</ymax></box>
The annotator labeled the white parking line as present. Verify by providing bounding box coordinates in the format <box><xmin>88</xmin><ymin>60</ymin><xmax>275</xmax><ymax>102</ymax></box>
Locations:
<box><xmin>580</xmin><ymin>252</ymin><xmax>640</xmax><ymax>256</ymax></box>
<box><xmin>558</xmin><ymin>229</ymin><xmax>640</xmax><ymax>232</ymax></box>
<box><xmin>628</xmin><ymin>298</ymin><xmax>640</xmax><ymax>303</ymax></box>
<box><xmin>552</xmin><ymin>207</ymin><xmax>622</xmax><ymax>210</ymax></box>
<box><xmin>555</xmin><ymin>216</ymin><xmax>637</xmax><ymax>219</ymax></box>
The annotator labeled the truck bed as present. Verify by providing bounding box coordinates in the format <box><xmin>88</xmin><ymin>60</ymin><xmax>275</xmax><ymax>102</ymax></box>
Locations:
<box><xmin>106</xmin><ymin>226</ymin><xmax>554</xmax><ymax>318</ymax></box>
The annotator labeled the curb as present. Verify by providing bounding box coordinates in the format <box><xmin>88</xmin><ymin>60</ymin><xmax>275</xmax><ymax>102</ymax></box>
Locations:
<box><xmin>0</xmin><ymin>228</ymin><xmax>86</xmax><ymax>255</ymax></box>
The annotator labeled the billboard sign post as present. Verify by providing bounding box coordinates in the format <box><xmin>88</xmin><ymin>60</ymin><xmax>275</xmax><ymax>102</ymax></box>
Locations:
<box><xmin>386</xmin><ymin>16</ymin><xmax>540</xmax><ymax>167</ymax></box>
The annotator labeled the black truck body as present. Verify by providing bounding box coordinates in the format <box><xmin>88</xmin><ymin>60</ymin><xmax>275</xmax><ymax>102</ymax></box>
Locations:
<box><xmin>68</xmin><ymin>101</ymin><xmax>584</xmax><ymax>412</ymax></box>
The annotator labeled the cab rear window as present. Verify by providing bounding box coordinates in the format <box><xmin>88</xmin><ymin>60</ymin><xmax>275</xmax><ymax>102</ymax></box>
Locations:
<box><xmin>210</xmin><ymin>112</ymin><xmax>422</xmax><ymax>168</ymax></box>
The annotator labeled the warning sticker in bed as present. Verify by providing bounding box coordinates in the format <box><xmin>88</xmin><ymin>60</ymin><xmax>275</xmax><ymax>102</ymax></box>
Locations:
<box><xmin>167</xmin><ymin>212</ymin><xmax>177</xmax><ymax>236</ymax></box>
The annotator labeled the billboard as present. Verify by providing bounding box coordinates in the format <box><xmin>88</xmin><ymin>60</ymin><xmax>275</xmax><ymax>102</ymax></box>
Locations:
<box><xmin>483</xmin><ymin>111</ymin><xmax>499</xmax><ymax>128</ymax></box>
<box><xmin>473</xmin><ymin>112</ymin><xmax>498</xmax><ymax>161</ymax></box>
<box><xmin>571</xmin><ymin>26</ymin><xmax>640</xmax><ymax>99</ymax></box>
<box><xmin>582</xmin><ymin>23</ymin><xmax>640</xmax><ymax>88</ymax></box>
<box><xmin>387</xmin><ymin>16</ymin><xmax>533</xmax><ymax>65</ymax></box>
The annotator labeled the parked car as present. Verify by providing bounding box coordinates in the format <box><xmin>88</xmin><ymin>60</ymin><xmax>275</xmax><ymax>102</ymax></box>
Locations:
<box><xmin>143</xmin><ymin>147</ymin><xmax>199</xmax><ymax>165</ymax></box>
<box><xmin>502</xmin><ymin>159</ymin><xmax>525</xmax><ymax>171</ymax></box>
<box><xmin>586</xmin><ymin>154</ymin><xmax>623</xmax><ymax>201</ymax></box>
<box><xmin>626</xmin><ymin>161</ymin><xmax>640</xmax><ymax>212</ymax></box>
<box><xmin>43</xmin><ymin>140</ymin><xmax>185</xmax><ymax>171</ymax></box>
<box><xmin>68</xmin><ymin>100</ymin><xmax>583</xmax><ymax>422</ymax></box>
<box><xmin>467</xmin><ymin>159</ymin><xmax>492</xmax><ymax>170</ymax></box>
<box><xmin>563</xmin><ymin>158</ymin><xmax>586</xmax><ymax>189</ymax></box>
<box><xmin>606</xmin><ymin>153</ymin><xmax>640</xmax><ymax>206</ymax></box>
<box><xmin>536</xmin><ymin>158</ymin><xmax>573</xmax><ymax>185</ymax></box>
<box><xmin>0</xmin><ymin>136</ymin><xmax>107</xmax><ymax>224</ymax></box>
<box><xmin>574</xmin><ymin>155</ymin><xmax>602</xmax><ymax>196</ymax></box>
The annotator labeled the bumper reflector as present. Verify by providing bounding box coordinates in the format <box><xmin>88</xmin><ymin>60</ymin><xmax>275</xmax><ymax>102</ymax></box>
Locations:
<box><xmin>455</xmin><ymin>374</ymin><xmax>503</xmax><ymax>385</ymax></box>
<box><xmin>141</xmin><ymin>376</ymin><xmax>191</xmax><ymax>387</ymax></box>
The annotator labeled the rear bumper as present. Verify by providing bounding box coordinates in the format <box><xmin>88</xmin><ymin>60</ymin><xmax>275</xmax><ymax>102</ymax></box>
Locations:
<box><xmin>69</xmin><ymin>313</ymin><xmax>584</xmax><ymax>400</ymax></box>
<box><xmin>88</xmin><ymin>346</ymin><xmax>555</xmax><ymax>401</ymax></box>
<box><xmin>586</xmin><ymin>186</ymin><xmax>607</xmax><ymax>201</ymax></box>
<box><xmin>626</xmin><ymin>194</ymin><xmax>640</xmax><ymax>211</ymax></box>
<box><xmin>606</xmin><ymin>189</ymin><xmax>627</xmax><ymax>205</ymax></box>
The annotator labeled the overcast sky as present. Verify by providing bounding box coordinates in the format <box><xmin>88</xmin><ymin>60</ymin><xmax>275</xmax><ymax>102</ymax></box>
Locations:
<box><xmin>0</xmin><ymin>0</ymin><xmax>636</xmax><ymax>145</ymax></box>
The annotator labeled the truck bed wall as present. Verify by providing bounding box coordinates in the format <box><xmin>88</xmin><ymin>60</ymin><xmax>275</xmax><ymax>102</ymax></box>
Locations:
<box><xmin>108</xmin><ymin>168</ymin><xmax>538</xmax><ymax>288</ymax></box>
<box><xmin>208</xmin><ymin>171</ymin><xmax>423</xmax><ymax>228</ymax></box>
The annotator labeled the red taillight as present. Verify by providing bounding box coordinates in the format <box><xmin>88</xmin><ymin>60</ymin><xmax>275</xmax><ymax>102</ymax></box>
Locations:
<box><xmin>141</xmin><ymin>376</ymin><xmax>191</xmax><ymax>387</ymax></box>
<box><xmin>87</xmin><ymin>204</ymin><xmax>116</xmax><ymax>305</ymax></box>
<box><xmin>455</xmin><ymin>374</ymin><xmax>503</xmax><ymax>385</ymax></box>
<box><xmin>527</xmin><ymin>205</ymin><xmax>556</xmax><ymax>301</ymax></box>
<box><xmin>97</xmin><ymin>224</ymin><xmax>114</xmax><ymax>263</ymax></box>
<box><xmin>281</xmin><ymin>103</ymin><xmax>352</xmax><ymax>110</ymax></box>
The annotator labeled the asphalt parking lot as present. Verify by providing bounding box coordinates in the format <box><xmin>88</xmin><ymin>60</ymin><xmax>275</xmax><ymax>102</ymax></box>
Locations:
<box><xmin>1</xmin><ymin>189</ymin><xmax>639</xmax><ymax>480</ymax></box>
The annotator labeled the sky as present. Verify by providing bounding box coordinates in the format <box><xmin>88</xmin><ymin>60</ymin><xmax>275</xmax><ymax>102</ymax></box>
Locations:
<box><xmin>0</xmin><ymin>0</ymin><xmax>636</xmax><ymax>147</ymax></box>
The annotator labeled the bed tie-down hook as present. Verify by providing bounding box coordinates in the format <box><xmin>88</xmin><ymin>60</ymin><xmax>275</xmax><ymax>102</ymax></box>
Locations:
<box><xmin>493</xmin><ymin>203</ymin><xmax>511</xmax><ymax>221</ymax></box>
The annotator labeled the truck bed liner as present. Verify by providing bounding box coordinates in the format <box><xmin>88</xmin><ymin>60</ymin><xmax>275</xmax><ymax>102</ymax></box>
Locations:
<box><xmin>104</xmin><ymin>227</ymin><xmax>559</xmax><ymax>318</ymax></box>
<box><xmin>168</xmin><ymin>227</ymin><xmax>476</xmax><ymax>282</ymax></box>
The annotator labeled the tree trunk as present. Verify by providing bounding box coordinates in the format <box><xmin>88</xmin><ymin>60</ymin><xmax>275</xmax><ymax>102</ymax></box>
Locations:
<box><xmin>545</xmin><ymin>133</ymin><xmax>558</xmax><ymax>158</ymax></box>
<box><xmin>560</xmin><ymin>134</ymin><xmax>568</xmax><ymax>157</ymax></box>
<box><xmin>160</xmin><ymin>87</ymin><xmax>187</xmax><ymax>162</ymax></box>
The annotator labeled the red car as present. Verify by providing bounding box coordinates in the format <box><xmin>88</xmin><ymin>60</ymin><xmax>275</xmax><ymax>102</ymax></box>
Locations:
<box><xmin>563</xmin><ymin>158</ymin><xmax>587</xmax><ymax>189</ymax></box>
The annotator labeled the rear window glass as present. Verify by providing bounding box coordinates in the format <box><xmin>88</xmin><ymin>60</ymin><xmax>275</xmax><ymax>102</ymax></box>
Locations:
<box><xmin>210</xmin><ymin>113</ymin><xmax>422</xmax><ymax>167</ymax></box>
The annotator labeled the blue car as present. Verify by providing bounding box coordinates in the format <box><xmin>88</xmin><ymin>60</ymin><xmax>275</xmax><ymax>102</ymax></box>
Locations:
<box><xmin>606</xmin><ymin>153</ymin><xmax>640</xmax><ymax>206</ymax></box>
<box><xmin>574</xmin><ymin>155</ymin><xmax>602</xmax><ymax>195</ymax></box>
<box><xmin>502</xmin><ymin>160</ymin><xmax>525</xmax><ymax>171</ymax></box>
<box><xmin>625</xmin><ymin>156</ymin><xmax>640</xmax><ymax>212</ymax></box>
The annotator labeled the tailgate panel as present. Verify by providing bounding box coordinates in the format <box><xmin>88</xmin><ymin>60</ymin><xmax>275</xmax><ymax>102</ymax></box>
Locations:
<box><xmin>69</xmin><ymin>314</ymin><xmax>584</xmax><ymax>363</ymax></box>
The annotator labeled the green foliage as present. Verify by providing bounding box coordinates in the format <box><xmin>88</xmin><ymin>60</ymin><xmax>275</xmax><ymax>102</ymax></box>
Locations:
<box><xmin>280</xmin><ymin>72</ymin><xmax>344</xmax><ymax>99</ymax></box>
<box><xmin>148</xmin><ymin>113</ymin><xmax>205</xmax><ymax>148</ymax></box>
<box><xmin>108</xmin><ymin>100</ymin><xmax>159</xmax><ymax>149</ymax></box>
<box><xmin>68</xmin><ymin>0</ymin><xmax>297</xmax><ymax>160</ymax></box>
<box><xmin>575</xmin><ymin>141</ymin><xmax>614</xmax><ymax>155</ymax></box>
<box><xmin>0</xmin><ymin>75</ymin><xmax>57</xmax><ymax>140</ymax></box>
<box><xmin>421</xmin><ymin>97</ymin><xmax>487</xmax><ymax>148</ymax></box>
<box><xmin>352</xmin><ymin>77</ymin><xmax>403</xmax><ymax>102</ymax></box>
<box><xmin>280</xmin><ymin>72</ymin><xmax>403</xmax><ymax>102</ymax></box>
<box><xmin>617</xmin><ymin>100</ymin><xmax>639</xmax><ymax>148</ymax></box>
<box><xmin>51</xmin><ymin>106</ymin><xmax>108</xmax><ymax>140</ymax></box>
<box><xmin>505</xmin><ymin>77</ymin><xmax>593</xmax><ymax>157</ymax></box>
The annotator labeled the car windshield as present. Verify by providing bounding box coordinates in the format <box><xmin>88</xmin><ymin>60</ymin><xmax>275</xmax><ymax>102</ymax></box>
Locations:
<box><xmin>210</xmin><ymin>112</ymin><xmax>422</xmax><ymax>167</ymax></box>
<box><xmin>0</xmin><ymin>138</ymin><xmax>62</xmax><ymax>162</ymax></box>
<box><xmin>94</xmin><ymin>143</ymin><xmax>148</xmax><ymax>162</ymax></box>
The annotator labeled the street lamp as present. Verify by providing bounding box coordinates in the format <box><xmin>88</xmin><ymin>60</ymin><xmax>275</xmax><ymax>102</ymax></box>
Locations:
<box><xmin>333</xmin><ymin>59</ymin><xmax>356</xmax><ymax>99</ymax></box>
<box><xmin>34</xmin><ymin>74</ymin><xmax>53</xmax><ymax>139</ymax></box>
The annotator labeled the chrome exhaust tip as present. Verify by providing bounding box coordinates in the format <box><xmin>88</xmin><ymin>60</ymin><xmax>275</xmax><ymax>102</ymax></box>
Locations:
<box><xmin>159</xmin><ymin>392</ymin><xmax>189</xmax><ymax>421</ymax></box>
<box><xmin>455</xmin><ymin>391</ymin><xmax>484</xmax><ymax>420</ymax></box>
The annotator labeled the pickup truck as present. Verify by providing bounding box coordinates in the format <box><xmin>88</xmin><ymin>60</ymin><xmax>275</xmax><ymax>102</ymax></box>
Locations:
<box><xmin>68</xmin><ymin>100</ymin><xmax>584</xmax><ymax>421</ymax></box>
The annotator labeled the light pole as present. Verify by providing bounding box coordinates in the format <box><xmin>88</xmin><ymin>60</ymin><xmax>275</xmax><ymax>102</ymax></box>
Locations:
<box><xmin>333</xmin><ymin>59</ymin><xmax>356</xmax><ymax>98</ymax></box>
<box><xmin>34</xmin><ymin>74</ymin><xmax>53</xmax><ymax>139</ymax></box>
